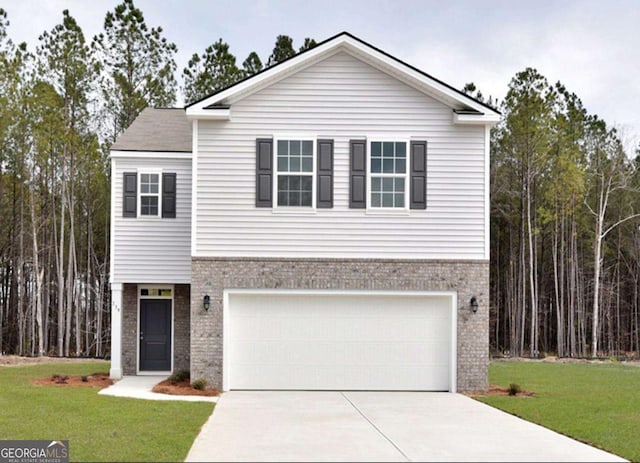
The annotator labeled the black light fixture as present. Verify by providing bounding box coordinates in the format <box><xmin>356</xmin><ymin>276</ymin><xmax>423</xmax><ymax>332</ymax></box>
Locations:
<box><xmin>203</xmin><ymin>294</ymin><xmax>210</xmax><ymax>311</ymax></box>
<box><xmin>470</xmin><ymin>296</ymin><xmax>478</xmax><ymax>313</ymax></box>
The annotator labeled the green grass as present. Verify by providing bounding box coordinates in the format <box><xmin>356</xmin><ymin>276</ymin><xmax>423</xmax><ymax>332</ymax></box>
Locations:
<box><xmin>0</xmin><ymin>362</ymin><xmax>214</xmax><ymax>462</ymax></box>
<box><xmin>478</xmin><ymin>361</ymin><xmax>640</xmax><ymax>461</ymax></box>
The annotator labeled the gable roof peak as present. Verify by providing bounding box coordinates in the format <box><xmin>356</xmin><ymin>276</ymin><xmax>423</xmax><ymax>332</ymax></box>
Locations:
<box><xmin>186</xmin><ymin>32</ymin><xmax>499</xmax><ymax>123</ymax></box>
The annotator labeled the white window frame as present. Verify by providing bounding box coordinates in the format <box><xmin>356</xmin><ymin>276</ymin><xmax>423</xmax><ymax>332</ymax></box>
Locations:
<box><xmin>138</xmin><ymin>170</ymin><xmax>162</xmax><ymax>218</ymax></box>
<box><xmin>367</xmin><ymin>138</ymin><xmax>410</xmax><ymax>212</ymax></box>
<box><xmin>273</xmin><ymin>136</ymin><xmax>317</xmax><ymax>212</ymax></box>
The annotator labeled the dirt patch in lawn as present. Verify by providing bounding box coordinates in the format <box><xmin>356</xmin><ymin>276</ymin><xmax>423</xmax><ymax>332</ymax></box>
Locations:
<box><xmin>32</xmin><ymin>373</ymin><xmax>113</xmax><ymax>389</ymax></box>
<box><xmin>0</xmin><ymin>355</ymin><xmax>107</xmax><ymax>367</ymax></box>
<box><xmin>471</xmin><ymin>384</ymin><xmax>535</xmax><ymax>398</ymax></box>
<box><xmin>152</xmin><ymin>379</ymin><xmax>220</xmax><ymax>397</ymax></box>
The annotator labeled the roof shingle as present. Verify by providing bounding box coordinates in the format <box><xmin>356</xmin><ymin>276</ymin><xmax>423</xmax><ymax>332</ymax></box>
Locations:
<box><xmin>111</xmin><ymin>108</ymin><xmax>191</xmax><ymax>152</ymax></box>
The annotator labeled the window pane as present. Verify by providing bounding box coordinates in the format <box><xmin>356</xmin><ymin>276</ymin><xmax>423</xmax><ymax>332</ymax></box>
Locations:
<box><xmin>395</xmin><ymin>142</ymin><xmax>406</xmax><ymax>157</ymax></box>
<box><xmin>382</xmin><ymin>193</ymin><xmax>393</xmax><ymax>207</ymax></box>
<box><xmin>396</xmin><ymin>177</ymin><xmax>405</xmax><ymax>191</ymax></box>
<box><xmin>290</xmin><ymin>140</ymin><xmax>300</xmax><ymax>156</ymax></box>
<box><xmin>289</xmin><ymin>192</ymin><xmax>300</xmax><ymax>206</ymax></box>
<box><xmin>383</xmin><ymin>159</ymin><xmax>394</xmax><ymax>173</ymax></box>
<box><xmin>395</xmin><ymin>193</ymin><xmax>405</xmax><ymax>207</ymax></box>
<box><xmin>149</xmin><ymin>174</ymin><xmax>159</xmax><ymax>192</ymax></box>
<box><xmin>278</xmin><ymin>156</ymin><xmax>288</xmax><ymax>172</ymax></box>
<box><xmin>301</xmin><ymin>176</ymin><xmax>312</xmax><ymax>191</ymax></box>
<box><xmin>278</xmin><ymin>191</ymin><xmax>288</xmax><ymax>206</ymax></box>
<box><xmin>371</xmin><ymin>158</ymin><xmax>381</xmax><ymax>173</ymax></box>
<box><xmin>383</xmin><ymin>141</ymin><xmax>394</xmax><ymax>156</ymax></box>
<box><xmin>371</xmin><ymin>177</ymin><xmax>381</xmax><ymax>192</ymax></box>
<box><xmin>302</xmin><ymin>140</ymin><xmax>313</xmax><ymax>155</ymax></box>
<box><xmin>302</xmin><ymin>156</ymin><xmax>313</xmax><ymax>172</ymax></box>
<box><xmin>278</xmin><ymin>176</ymin><xmax>289</xmax><ymax>190</ymax></box>
<box><xmin>301</xmin><ymin>191</ymin><xmax>312</xmax><ymax>206</ymax></box>
<box><xmin>371</xmin><ymin>194</ymin><xmax>381</xmax><ymax>207</ymax></box>
<box><xmin>396</xmin><ymin>158</ymin><xmax>406</xmax><ymax>174</ymax></box>
<box><xmin>290</xmin><ymin>156</ymin><xmax>300</xmax><ymax>172</ymax></box>
<box><xmin>290</xmin><ymin>176</ymin><xmax>300</xmax><ymax>190</ymax></box>
<box><xmin>141</xmin><ymin>196</ymin><xmax>158</xmax><ymax>216</ymax></box>
<box><xmin>371</xmin><ymin>142</ymin><xmax>381</xmax><ymax>156</ymax></box>
<box><xmin>278</xmin><ymin>140</ymin><xmax>288</xmax><ymax>155</ymax></box>
<box><xmin>382</xmin><ymin>177</ymin><xmax>393</xmax><ymax>191</ymax></box>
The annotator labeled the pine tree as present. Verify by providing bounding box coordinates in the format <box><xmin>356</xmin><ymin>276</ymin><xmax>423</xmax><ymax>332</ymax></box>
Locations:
<box><xmin>267</xmin><ymin>35</ymin><xmax>295</xmax><ymax>66</ymax></box>
<box><xmin>242</xmin><ymin>51</ymin><xmax>263</xmax><ymax>77</ymax></box>
<box><xmin>92</xmin><ymin>0</ymin><xmax>177</xmax><ymax>142</ymax></box>
<box><xmin>183</xmin><ymin>39</ymin><xmax>243</xmax><ymax>105</ymax></box>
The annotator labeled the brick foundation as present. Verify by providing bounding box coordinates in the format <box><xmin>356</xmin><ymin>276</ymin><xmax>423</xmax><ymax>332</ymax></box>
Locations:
<box><xmin>190</xmin><ymin>258</ymin><xmax>488</xmax><ymax>392</ymax></box>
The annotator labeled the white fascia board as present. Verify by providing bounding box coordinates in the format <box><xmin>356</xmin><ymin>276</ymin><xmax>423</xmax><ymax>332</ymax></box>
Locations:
<box><xmin>191</xmin><ymin>120</ymin><xmax>198</xmax><ymax>257</ymax></box>
<box><xmin>453</xmin><ymin>112</ymin><xmax>501</xmax><ymax>125</ymax></box>
<box><xmin>110</xmin><ymin>150</ymin><xmax>192</xmax><ymax>159</ymax></box>
<box><xmin>185</xmin><ymin>108</ymin><xmax>230</xmax><ymax>120</ymax></box>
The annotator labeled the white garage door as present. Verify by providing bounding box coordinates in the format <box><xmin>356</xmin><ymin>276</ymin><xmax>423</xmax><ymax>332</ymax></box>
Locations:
<box><xmin>225</xmin><ymin>291</ymin><xmax>455</xmax><ymax>391</ymax></box>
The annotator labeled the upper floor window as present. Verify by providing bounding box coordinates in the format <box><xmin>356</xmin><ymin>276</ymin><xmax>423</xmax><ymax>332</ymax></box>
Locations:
<box><xmin>139</xmin><ymin>173</ymin><xmax>160</xmax><ymax>216</ymax></box>
<box><xmin>369</xmin><ymin>141</ymin><xmax>408</xmax><ymax>209</ymax></box>
<box><xmin>276</xmin><ymin>139</ymin><xmax>315</xmax><ymax>207</ymax></box>
<box><xmin>122</xmin><ymin>171</ymin><xmax>176</xmax><ymax>218</ymax></box>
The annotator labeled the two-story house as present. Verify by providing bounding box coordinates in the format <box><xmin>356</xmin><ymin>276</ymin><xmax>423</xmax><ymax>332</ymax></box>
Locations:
<box><xmin>109</xmin><ymin>32</ymin><xmax>499</xmax><ymax>392</ymax></box>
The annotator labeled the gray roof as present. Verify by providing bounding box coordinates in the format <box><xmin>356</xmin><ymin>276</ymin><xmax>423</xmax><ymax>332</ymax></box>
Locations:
<box><xmin>111</xmin><ymin>108</ymin><xmax>191</xmax><ymax>152</ymax></box>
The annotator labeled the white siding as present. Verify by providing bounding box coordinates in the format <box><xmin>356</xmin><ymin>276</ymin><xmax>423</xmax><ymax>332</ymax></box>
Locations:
<box><xmin>195</xmin><ymin>51</ymin><xmax>487</xmax><ymax>259</ymax></box>
<box><xmin>112</xmin><ymin>156</ymin><xmax>192</xmax><ymax>284</ymax></box>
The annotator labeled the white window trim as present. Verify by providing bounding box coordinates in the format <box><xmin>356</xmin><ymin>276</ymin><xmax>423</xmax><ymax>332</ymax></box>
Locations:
<box><xmin>137</xmin><ymin>170</ymin><xmax>163</xmax><ymax>219</ymax></box>
<box><xmin>272</xmin><ymin>136</ymin><xmax>317</xmax><ymax>213</ymax></box>
<box><xmin>366</xmin><ymin>138</ymin><xmax>410</xmax><ymax>213</ymax></box>
<box><xmin>136</xmin><ymin>284</ymin><xmax>174</xmax><ymax>375</ymax></box>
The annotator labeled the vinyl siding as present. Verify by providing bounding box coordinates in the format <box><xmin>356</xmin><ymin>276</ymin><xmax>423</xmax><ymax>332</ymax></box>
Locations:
<box><xmin>112</xmin><ymin>157</ymin><xmax>192</xmax><ymax>283</ymax></box>
<box><xmin>195</xmin><ymin>51</ymin><xmax>487</xmax><ymax>259</ymax></box>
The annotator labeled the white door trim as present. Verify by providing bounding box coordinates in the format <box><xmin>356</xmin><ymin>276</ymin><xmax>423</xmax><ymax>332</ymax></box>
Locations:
<box><xmin>223</xmin><ymin>289</ymin><xmax>457</xmax><ymax>392</ymax></box>
<box><xmin>137</xmin><ymin>284</ymin><xmax>175</xmax><ymax>375</ymax></box>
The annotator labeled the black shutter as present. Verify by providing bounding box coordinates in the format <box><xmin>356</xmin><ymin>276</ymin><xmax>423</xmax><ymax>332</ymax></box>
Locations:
<box><xmin>256</xmin><ymin>138</ymin><xmax>273</xmax><ymax>207</ymax></box>
<box><xmin>162</xmin><ymin>173</ymin><xmax>177</xmax><ymax>218</ymax></box>
<box><xmin>123</xmin><ymin>172</ymin><xmax>137</xmax><ymax>217</ymax></box>
<box><xmin>317</xmin><ymin>139</ymin><xmax>334</xmax><ymax>208</ymax></box>
<box><xmin>410</xmin><ymin>140</ymin><xmax>427</xmax><ymax>209</ymax></box>
<box><xmin>349</xmin><ymin>140</ymin><xmax>366</xmax><ymax>209</ymax></box>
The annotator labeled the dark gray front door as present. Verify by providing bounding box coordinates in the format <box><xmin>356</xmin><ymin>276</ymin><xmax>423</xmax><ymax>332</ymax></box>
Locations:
<box><xmin>140</xmin><ymin>299</ymin><xmax>171</xmax><ymax>371</ymax></box>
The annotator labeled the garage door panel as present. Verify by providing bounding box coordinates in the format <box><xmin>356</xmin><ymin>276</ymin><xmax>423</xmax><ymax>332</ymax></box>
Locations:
<box><xmin>227</xmin><ymin>293</ymin><xmax>453</xmax><ymax>391</ymax></box>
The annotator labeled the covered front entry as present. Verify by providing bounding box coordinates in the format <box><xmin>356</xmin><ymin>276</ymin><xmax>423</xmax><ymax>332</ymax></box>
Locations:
<box><xmin>139</xmin><ymin>297</ymin><xmax>172</xmax><ymax>372</ymax></box>
<box><xmin>224</xmin><ymin>290</ymin><xmax>456</xmax><ymax>391</ymax></box>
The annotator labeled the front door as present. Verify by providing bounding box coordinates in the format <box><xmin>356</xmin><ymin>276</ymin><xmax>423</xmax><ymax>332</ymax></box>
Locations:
<box><xmin>139</xmin><ymin>299</ymin><xmax>172</xmax><ymax>371</ymax></box>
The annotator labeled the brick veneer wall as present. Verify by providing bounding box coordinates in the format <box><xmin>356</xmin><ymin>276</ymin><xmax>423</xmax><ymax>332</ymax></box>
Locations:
<box><xmin>190</xmin><ymin>258</ymin><xmax>489</xmax><ymax>392</ymax></box>
<box><xmin>121</xmin><ymin>283</ymin><xmax>191</xmax><ymax>375</ymax></box>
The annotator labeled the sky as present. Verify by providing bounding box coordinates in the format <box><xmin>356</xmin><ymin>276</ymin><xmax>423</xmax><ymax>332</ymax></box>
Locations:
<box><xmin>3</xmin><ymin>0</ymin><xmax>640</xmax><ymax>150</ymax></box>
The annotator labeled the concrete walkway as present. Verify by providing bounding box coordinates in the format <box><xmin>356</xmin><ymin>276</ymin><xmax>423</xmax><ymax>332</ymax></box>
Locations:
<box><xmin>186</xmin><ymin>391</ymin><xmax>625</xmax><ymax>462</ymax></box>
<box><xmin>99</xmin><ymin>375</ymin><xmax>218</xmax><ymax>403</ymax></box>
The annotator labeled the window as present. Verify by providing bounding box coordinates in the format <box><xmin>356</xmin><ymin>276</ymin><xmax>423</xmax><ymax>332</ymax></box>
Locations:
<box><xmin>139</xmin><ymin>173</ymin><xmax>160</xmax><ymax>216</ymax></box>
<box><xmin>369</xmin><ymin>141</ymin><xmax>407</xmax><ymax>208</ymax></box>
<box><xmin>276</xmin><ymin>139</ymin><xmax>314</xmax><ymax>207</ymax></box>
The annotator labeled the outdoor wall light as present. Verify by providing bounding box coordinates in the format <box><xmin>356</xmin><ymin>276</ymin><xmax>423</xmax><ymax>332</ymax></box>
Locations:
<box><xmin>470</xmin><ymin>296</ymin><xmax>478</xmax><ymax>313</ymax></box>
<box><xmin>203</xmin><ymin>294</ymin><xmax>210</xmax><ymax>311</ymax></box>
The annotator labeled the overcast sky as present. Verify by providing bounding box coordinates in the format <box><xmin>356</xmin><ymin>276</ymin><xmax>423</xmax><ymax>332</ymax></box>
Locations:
<box><xmin>3</xmin><ymin>0</ymin><xmax>639</xmax><ymax>150</ymax></box>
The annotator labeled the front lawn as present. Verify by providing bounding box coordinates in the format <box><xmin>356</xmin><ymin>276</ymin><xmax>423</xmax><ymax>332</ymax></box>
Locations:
<box><xmin>478</xmin><ymin>361</ymin><xmax>640</xmax><ymax>461</ymax></box>
<box><xmin>0</xmin><ymin>362</ymin><xmax>214</xmax><ymax>462</ymax></box>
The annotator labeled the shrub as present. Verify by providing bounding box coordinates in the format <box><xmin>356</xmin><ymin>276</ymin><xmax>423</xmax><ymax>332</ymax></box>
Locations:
<box><xmin>81</xmin><ymin>376</ymin><xmax>88</xmax><ymax>382</ymax></box>
<box><xmin>508</xmin><ymin>383</ymin><xmax>521</xmax><ymax>396</ymax></box>
<box><xmin>191</xmin><ymin>378</ymin><xmax>207</xmax><ymax>390</ymax></box>
<box><xmin>168</xmin><ymin>370</ymin><xmax>190</xmax><ymax>384</ymax></box>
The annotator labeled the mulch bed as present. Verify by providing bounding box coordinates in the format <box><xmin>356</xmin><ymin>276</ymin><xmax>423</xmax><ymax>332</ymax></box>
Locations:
<box><xmin>471</xmin><ymin>384</ymin><xmax>535</xmax><ymax>397</ymax></box>
<box><xmin>152</xmin><ymin>379</ymin><xmax>219</xmax><ymax>397</ymax></box>
<box><xmin>32</xmin><ymin>373</ymin><xmax>113</xmax><ymax>389</ymax></box>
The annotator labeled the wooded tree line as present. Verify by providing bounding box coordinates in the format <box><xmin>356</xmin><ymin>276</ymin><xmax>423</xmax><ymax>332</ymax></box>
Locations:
<box><xmin>0</xmin><ymin>0</ymin><xmax>314</xmax><ymax>357</ymax></box>
<box><xmin>476</xmin><ymin>70</ymin><xmax>640</xmax><ymax>359</ymax></box>
<box><xmin>1</xmin><ymin>0</ymin><xmax>638</xmax><ymax>359</ymax></box>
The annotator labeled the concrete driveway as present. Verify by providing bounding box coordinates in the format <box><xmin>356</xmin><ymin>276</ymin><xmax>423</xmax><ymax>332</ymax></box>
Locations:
<box><xmin>185</xmin><ymin>392</ymin><xmax>625</xmax><ymax>462</ymax></box>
